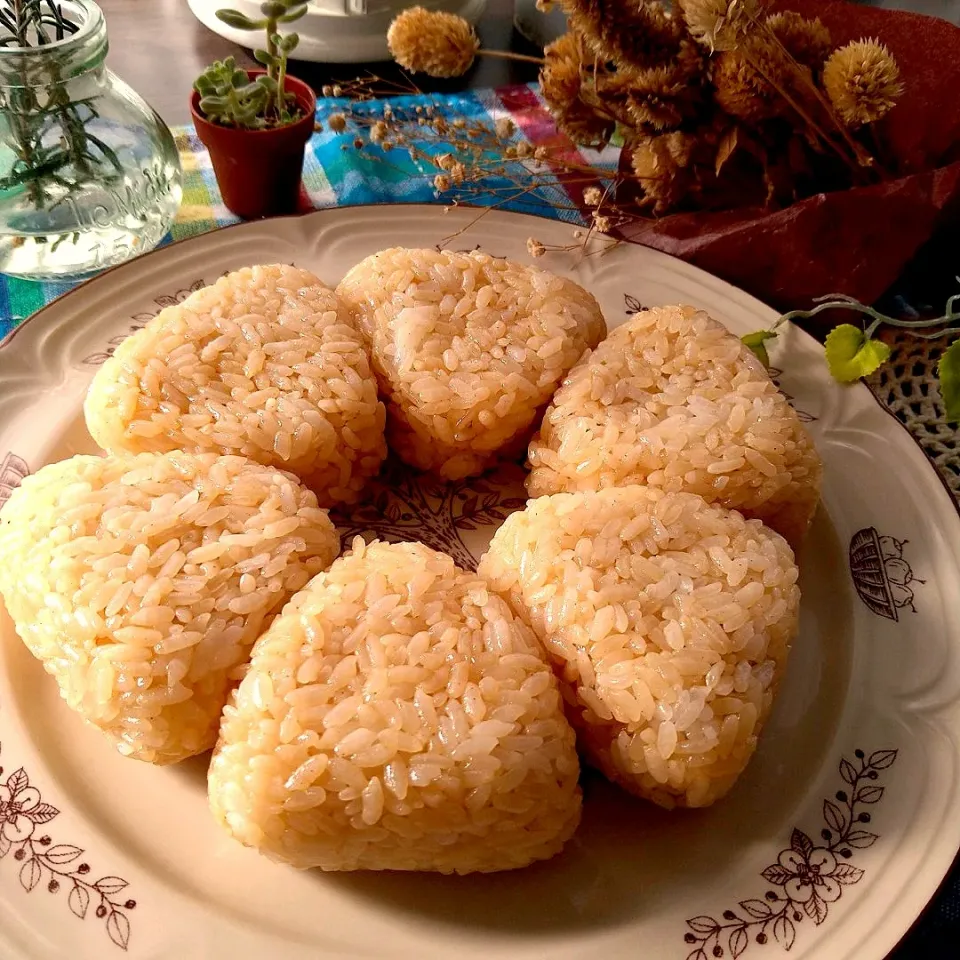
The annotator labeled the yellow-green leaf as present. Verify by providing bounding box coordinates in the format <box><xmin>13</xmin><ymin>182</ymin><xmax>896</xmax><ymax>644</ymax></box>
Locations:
<box><xmin>824</xmin><ymin>324</ymin><xmax>891</xmax><ymax>382</ymax></box>
<box><xmin>741</xmin><ymin>329</ymin><xmax>777</xmax><ymax>367</ymax></box>
<box><xmin>939</xmin><ymin>338</ymin><xmax>960</xmax><ymax>423</ymax></box>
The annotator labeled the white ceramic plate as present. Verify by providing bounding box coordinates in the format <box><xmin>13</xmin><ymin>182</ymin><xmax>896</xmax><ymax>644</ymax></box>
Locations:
<box><xmin>1</xmin><ymin>205</ymin><xmax>958</xmax><ymax>960</ymax></box>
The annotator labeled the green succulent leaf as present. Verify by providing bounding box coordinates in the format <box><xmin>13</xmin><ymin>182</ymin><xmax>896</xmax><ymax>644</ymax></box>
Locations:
<box><xmin>279</xmin><ymin>32</ymin><xmax>299</xmax><ymax>51</ymax></box>
<box><xmin>938</xmin><ymin>338</ymin><xmax>960</xmax><ymax>423</ymax></box>
<box><xmin>278</xmin><ymin>5</ymin><xmax>307</xmax><ymax>22</ymax></box>
<box><xmin>824</xmin><ymin>324</ymin><xmax>891</xmax><ymax>383</ymax></box>
<box><xmin>233</xmin><ymin>81</ymin><xmax>263</xmax><ymax>98</ymax></box>
<box><xmin>253</xmin><ymin>48</ymin><xmax>276</xmax><ymax>65</ymax></box>
<box><xmin>199</xmin><ymin>95</ymin><xmax>228</xmax><ymax>113</ymax></box>
<box><xmin>741</xmin><ymin>329</ymin><xmax>778</xmax><ymax>368</ymax></box>
<box><xmin>215</xmin><ymin>9</ymin><xmax>263</xmax><ymax>30</ymax></box>
<box><xmin>260</xmin><ymin>1</ymin><xmax>287</xmax><ymax>17</ymax></box>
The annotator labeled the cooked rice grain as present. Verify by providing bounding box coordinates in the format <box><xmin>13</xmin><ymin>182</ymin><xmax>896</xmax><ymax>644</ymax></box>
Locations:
<box><xmin>526</xmin><ymin>305</ymin><xmax>822</xmax><ymax>548</ymax></box>
<box><xmin>478</xmin><ymin>486</ymin><xmax>800</xmax><ymax>809</ymax></box>
<box><xmin>84</xmin><ymin>264</ymin><xmax>386</xmax><ymax>507</ymax></box>
<box><xmin>0</xmin><ymin>452</ymin><xmax>339</xmax><ymax>764</ymax></box>
<box><xmin>208</xmin><ymin>539</ymin><xmax>582</xmax><ymax>872</ymax></box>
<box><xmin>336</xmin><ymin>248</ymin><xmax>605</xmax><ymax>479</ymax></box>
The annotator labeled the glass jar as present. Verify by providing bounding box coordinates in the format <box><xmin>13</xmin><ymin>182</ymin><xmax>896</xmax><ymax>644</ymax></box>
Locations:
<box><xmin>0</xmin><ymin>0</ymin><xmax>182</xmax><ymax>280</ymax></box>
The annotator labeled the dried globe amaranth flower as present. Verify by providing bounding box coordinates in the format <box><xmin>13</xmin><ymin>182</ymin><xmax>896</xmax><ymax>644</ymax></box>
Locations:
<box><xmin>822</xmin><ymin>38</ymin><xmax>904</xmax><ymax>126</ymax></box>
<box><xmin>712</xmin><ymin>36</ymin><xmax>790</xmax><ymax>122</ymax></box>
<box><xmin>387</xmin><ymin>6</ymin><xmax>479</xmax><ymax>79</ymax></box>
<box><xmin>560</xmin><ymin>0</ymin><xmax>683</xmax><ymax>69</ymax></box>
<box><xmin>679</xmin><ymin>0</ymin><xmax>760</xmax><ymax>53</ymax></box>
<box><xmin>765</xmin><ymin>11</ymin><xmax>831</xmax><ymax>72</ymax></box>
<box><xmin>540</xmin><ymin>33</ymin><xmax>615</xmax><ymax>147</ymax></box>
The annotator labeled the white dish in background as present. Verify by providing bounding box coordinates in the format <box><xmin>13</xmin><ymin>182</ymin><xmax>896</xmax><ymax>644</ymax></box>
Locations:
<box><xmin>186</xmin><ymin>0</ymin><xmax>488</xmax><ymax>64</ymax></box>
<box><xmin>0</xmin><ymin>205</ymin><xmax>957</xmax><ymax>960</ymax></box>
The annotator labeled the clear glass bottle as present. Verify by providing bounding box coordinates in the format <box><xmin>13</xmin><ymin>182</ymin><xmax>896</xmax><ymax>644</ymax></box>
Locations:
<box><xmin>0</xmin><ymin>0</ymin><xmax>182</xmax><ymax>280</ymax></box>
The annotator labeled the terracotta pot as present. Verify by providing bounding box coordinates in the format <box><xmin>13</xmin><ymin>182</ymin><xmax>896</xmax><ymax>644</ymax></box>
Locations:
<box><xmin>190</xmin><ymin>71</ymin><xmax>316</xmax><ymax>220</ymax></box>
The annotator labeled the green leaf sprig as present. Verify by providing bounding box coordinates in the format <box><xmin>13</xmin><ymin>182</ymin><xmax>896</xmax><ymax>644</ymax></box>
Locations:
<box><xmin>742</xmin><ymin>289</ymin><xmax>960</xmax><ymax>422</ymax></box>
<box><xmin>194</xmin><ymin>1</ymin><xmax>307</xmax><ymax>130</ymax></box>
<box><xmin>0</xmin><ymin>0</ymin><xmax>123</xmax><ymax>225</ymax></box>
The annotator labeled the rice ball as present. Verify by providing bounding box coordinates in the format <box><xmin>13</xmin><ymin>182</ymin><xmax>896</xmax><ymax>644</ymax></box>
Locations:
<box><xmin>84</xmin><ymin>264</ymin><xmax>387</xmax><ymax>507</ymax></box>
<box><xmin>478</xmin><ymin>486</ymin><xmax>800</xmax><ymax>809</ymax></box>
<box><xmin>526</xmin><ymin>305</ymin><xmax>822</xmax><ymax>548</ymax></box>
<box><xmin>209</xmin><ymin>539</ymin><xmax>582</xmax><ymax>872</ymax></box>
<box><xmin>336</xmin><ymin>248</ymin><xmax>606</xmax><ymax>479</ymax></box>
<box><xmin>0</xmin><ymin>452</ymin><xmax>340</xmax><ymax>764</ymax></box>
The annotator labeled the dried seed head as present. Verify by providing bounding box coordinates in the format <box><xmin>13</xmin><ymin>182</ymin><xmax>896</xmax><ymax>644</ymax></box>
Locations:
<box><xmin>822</xmin><ymin>38</ymin><xmax>903</xmax><ymax>126</ymax></box>
<box><xmin>679</xmin><ymin>0</ymin><xmax>760</xmax><ymax>53</ymax></box>
<box><xmin>630</xmin><ymin>131</ymin><xmax>699</xmax><ymax>214</ymax></box>
<box><xmin>328</xmin><ymin>113</ymin><xmax>347</xmax><ymax>133</ymax></box>
<box><xmin>526</xmin><ymin>237</ymin><xmax>546</xmax><ymax>257</ymax></box>
<box><xmin>495</xmin><ymin>117</ymin><xmax>516</xmax><ymax>139</ymax></box>
<box><xmin>606</xmin><ymin>43</ymin><xmax>705</xmax><ymax>133</ymax></box>
<box><xmin>436</xmin><ymin>153</ymin><xmax>455</xmax><ymax>170</ymax></box>
<box><xmin>765</xmin><ymin>11</ymin><xmax>831</xmax><ymax>71</ymax></box>
<box><xmin>321</xmin><ymin>84</ymin><xmax>333</xmax><ymax>97</ymax></box>
<box><xmin>712</xmin><ymin>38</ymin><xmax>788</xmax><ymax>122</ymax></box>
<box><xmin>370</xmin><ymin>121</ymin><xmax>389</xmax><ymax>143</ymax></box>
<box><xmin>592</xmin><ymin>212</ymin><xmax>612</xmax><ymax>233</ymax></box>
<box><xmin>434</xmin><ymin>174</ymin><xmax>451</xmax><ymax>191</ymax></box>
<box><xmin>560</xmin><ymin>0</ymin><xmax>683</xmax><ymax>69</ymax></box>
<box><xmin>583</xmin><ymin>185</ymin><xmax>602</xmax><ymax>206</ymax></box>
<box><xmin>388</xmin><ymin>7</ymin><xmax>479</xmax><ymax>78</ymax></box>
<box><xmin>540</xmin><ymin>33</ymin><xmax>614</xmax><ymax>147</ymax></box>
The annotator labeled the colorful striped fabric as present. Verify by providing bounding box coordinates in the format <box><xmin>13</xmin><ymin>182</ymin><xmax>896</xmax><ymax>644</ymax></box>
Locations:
<box><xmin>0</xmin><ymin>84</ymin><xmax>619</xmax><ymax>336</ymax></box>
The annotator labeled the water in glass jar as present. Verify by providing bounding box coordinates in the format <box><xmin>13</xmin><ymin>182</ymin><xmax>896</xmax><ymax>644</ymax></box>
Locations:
<box><xmin>0</xmin><ymin>157</ymin><xmax>182</xmax><ymax>280</ymax></box>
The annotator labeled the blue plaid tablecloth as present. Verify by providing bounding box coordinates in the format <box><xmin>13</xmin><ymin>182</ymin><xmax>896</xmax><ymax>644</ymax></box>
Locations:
<box><xmin>0</xmin><ymin>83</ymin><xmax>614</xmax><ymax>334</ymax></box>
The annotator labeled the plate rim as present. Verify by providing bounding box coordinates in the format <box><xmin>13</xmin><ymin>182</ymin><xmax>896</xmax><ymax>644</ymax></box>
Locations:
<box><xmin>1</xmin><ymin>202</ymin><xmax>957</xmax><ymax>960</ymax></box>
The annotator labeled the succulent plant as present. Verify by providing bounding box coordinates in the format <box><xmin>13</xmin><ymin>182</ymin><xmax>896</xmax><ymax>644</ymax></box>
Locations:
<box><xmin>194</xmin><ymin>0</ymin><xmax>308</xmax><ymax>129</ymax></box>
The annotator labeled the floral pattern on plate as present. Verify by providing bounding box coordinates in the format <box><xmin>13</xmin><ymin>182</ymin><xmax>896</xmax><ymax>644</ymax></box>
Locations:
<box><xmin>0</xmin><ymin>744</ymin><xmax>136</xmax><ymax>951</ymax></box>
<box><xmin>682</xmin><ymin>749</ymin><xmax>898</xmax><ymax>958</ymax></box>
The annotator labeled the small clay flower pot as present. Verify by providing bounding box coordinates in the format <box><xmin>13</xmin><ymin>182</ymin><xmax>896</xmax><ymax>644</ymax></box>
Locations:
<box><xmin>191</xmin><ymin>71</ymin><xmax>316</xmax><ymax>220</ymax></box>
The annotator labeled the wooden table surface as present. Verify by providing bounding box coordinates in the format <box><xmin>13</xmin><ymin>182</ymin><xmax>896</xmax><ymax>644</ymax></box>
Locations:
<box><xmin>102</xmin><ymin>0</ymin><xmax>540</xmax><ymax>125</ymax></box>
